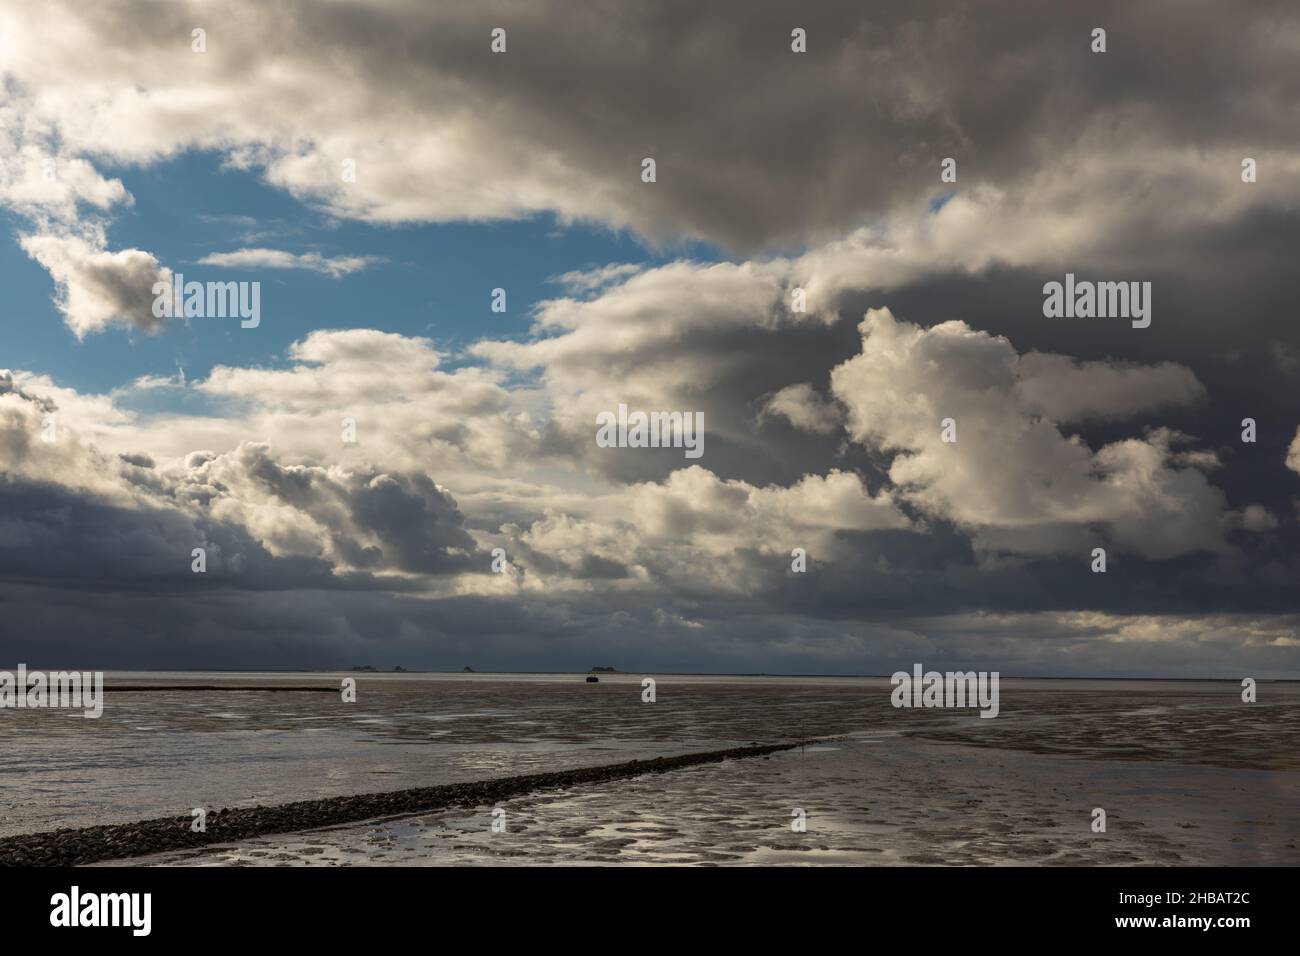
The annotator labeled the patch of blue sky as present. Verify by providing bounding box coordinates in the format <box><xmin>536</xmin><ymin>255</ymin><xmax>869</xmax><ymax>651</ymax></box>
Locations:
<box><xmin>0</xmin><ymin>149</ymin><xmax>722</xmax><ymax>406</ymax></box>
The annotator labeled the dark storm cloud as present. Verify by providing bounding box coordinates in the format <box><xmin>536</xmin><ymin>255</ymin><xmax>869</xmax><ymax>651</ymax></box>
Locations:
<box><xmin>0</xmin><ymin>477</ymin><xmax>340</xmax><ymax>590</ymax></box>
<box><xmin>0</xmin><ymin>387</ymin><xmax>484</xmax><ymax>587</ymax></box>
<box><xmin>372</xmin><ymin>0</ymin><xmax>1300</xmax><ymax>250</ymax></box>
<box><xmin>208</xmin><ymin>443</ymin><xmax>479</xmax><ymax>575</ymax></box>
<box><xmin>2</xmin><ymin>578</ymin><xmax>1296</xmax><ymax>678</ymax></box>
<box><xmin>11</xmin><ymin>1</ymin><xmax>1300</xmax><ymax>251</ymax></box>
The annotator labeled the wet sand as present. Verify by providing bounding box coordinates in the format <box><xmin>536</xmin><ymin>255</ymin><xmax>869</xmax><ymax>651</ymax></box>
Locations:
<box><xmin>2</xmin><ymin>673</ymin><xmax>1296</xmax><ymax>865</ymax></box>
<box><xmin>0</xmin><ymin>741</ymin><xmax>816</xmax><ymax>866</ymax></box>
<box><xmin>0</xmin><ymin>672</ymin><xmax>877</xmax><ymax>836</ymax></box>
<box><xmin>123</xmin><ymin>734</ymin><xmax>1299</xmax><ymax>867</ymax></box>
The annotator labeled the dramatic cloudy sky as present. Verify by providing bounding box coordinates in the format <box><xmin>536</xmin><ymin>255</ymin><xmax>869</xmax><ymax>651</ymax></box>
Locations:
<box><xmin>2</xmin><ymin>0</ymin><xmax>1300</xmax><ymax>676</ymax></box>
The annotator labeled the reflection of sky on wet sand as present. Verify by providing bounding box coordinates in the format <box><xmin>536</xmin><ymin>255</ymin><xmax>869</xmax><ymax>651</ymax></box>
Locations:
<box><xmin>6</xmin><ymin>673</ymin><xmax>1298</xmax><ymax>854</ymax></box>
<box><xmin>128</xmin><ymin>736</ymin><xmax>1299</xmax><ymax>867</ymax></box>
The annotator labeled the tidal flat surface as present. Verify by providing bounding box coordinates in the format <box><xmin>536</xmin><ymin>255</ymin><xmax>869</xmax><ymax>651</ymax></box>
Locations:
<box><xmin>3</xmin><ymin>672</ymin><xmax>1296</xmax><ymax>865</ymax></box>
<box><xmin>129</xmin><ymin>735</ymin><xmax>1299</xmax><ymax>867</ymax></box>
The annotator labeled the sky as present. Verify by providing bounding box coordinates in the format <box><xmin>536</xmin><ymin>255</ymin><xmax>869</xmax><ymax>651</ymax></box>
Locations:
<box><xmin>2</xmin><ymin>0</ymin><xmax>1300</xmax><ymax>676</ymax></box>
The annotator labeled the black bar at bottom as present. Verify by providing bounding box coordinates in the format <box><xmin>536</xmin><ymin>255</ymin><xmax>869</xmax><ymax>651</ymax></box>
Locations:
<box><xmin>0</xmin><ymin>865</ymin><xmax>1277</xmax><ymax>941</ymax></box>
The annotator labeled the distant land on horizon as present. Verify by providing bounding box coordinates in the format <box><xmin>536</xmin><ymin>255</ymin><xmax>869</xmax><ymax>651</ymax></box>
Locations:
<box><xmin>31</xmin><ymin>666</ymin><xmax>1293</xmax><ymax>682</ymax></box>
